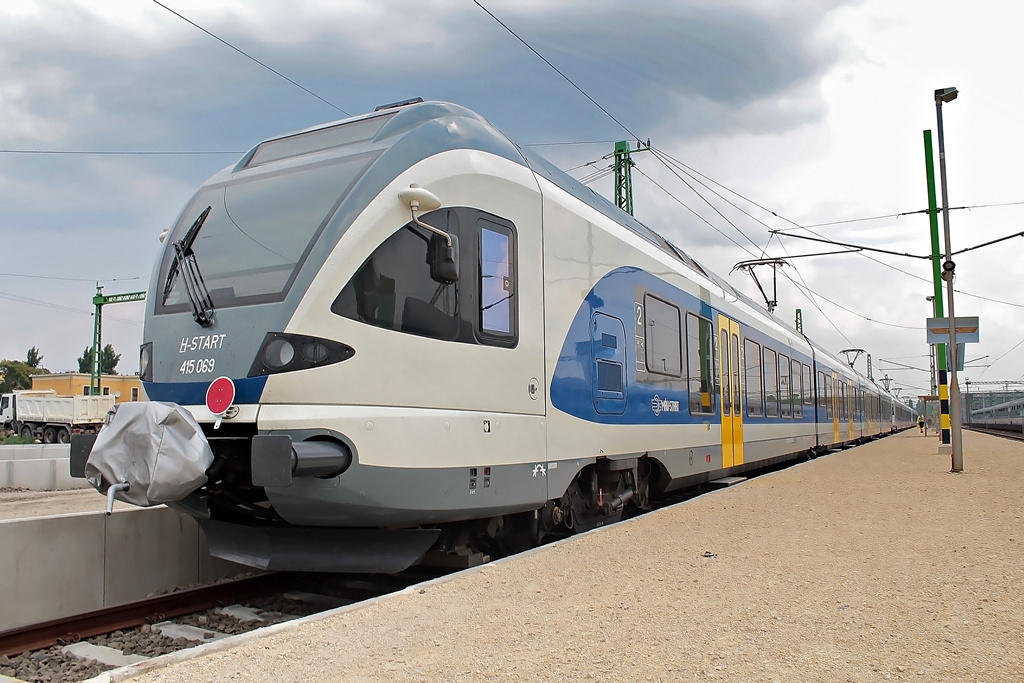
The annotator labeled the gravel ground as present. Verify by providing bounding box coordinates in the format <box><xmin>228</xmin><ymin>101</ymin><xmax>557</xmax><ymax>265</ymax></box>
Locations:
<box><xmin>0</xmin><ymin>488</ymin><xmax>128</xmax><ymax>520</ymax></box>
<box><xmin>109</xmin><ymin>430</ymin><xmax>1024</xmax><ymax>681</ymax></box>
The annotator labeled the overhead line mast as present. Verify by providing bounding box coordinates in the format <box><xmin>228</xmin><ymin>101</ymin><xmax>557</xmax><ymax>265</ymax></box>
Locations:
<box><xmin>91</xmin><ymin>285</ymin><xmax>146</xmax><ymax>396</ymax></box>
<box><xmin>613</xmin><ymin>140</ymin><xmax>650</xmax><ymax>216</ymax></box>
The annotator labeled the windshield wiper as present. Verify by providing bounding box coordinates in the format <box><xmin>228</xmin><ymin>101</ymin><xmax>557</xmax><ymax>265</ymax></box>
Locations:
<box><xmin>162</xmin><ymin>206</ymin><xmax>215</xmax><ymax>327</ymax></box>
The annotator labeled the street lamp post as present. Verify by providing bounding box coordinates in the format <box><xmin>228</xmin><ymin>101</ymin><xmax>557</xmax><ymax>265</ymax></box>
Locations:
<box><xmin>935</xmin><ymin>86</ymin><xmax>964</xmax><ymax>472</ymax></box>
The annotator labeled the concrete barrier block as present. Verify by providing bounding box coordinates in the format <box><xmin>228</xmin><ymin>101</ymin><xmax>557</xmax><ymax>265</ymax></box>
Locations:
<box><xmin>103</xmin><ymin>507</ymin><xmax>201</xmax><ymax>606</ymax></box>
<box><xmin>0</xmin><ymin>461</ymin><xmax>10</xmax><ymax>488</ymax></box>
<box><xmin>11</xmin><ymin>459</ymin><xmax>55</xmax><ymax>490</ymax></box>
<box><xmin>0</xmin><ymin>514</ymin><xmax>105</xmax><ymax>630</ymax></box>
<box><xmin>0</xmin><ymin>444</ymin><xmax>70</xmax><ymax>461</ymax></box>
<box><xmin>42</xmin><ymin>444</ymin><xmax>71</xmax><ymax>459</ymax></box>
<box><xmin>53</xmin><ymin>463</ymin><xmax>91</xmax><ymax>490</ymax></box>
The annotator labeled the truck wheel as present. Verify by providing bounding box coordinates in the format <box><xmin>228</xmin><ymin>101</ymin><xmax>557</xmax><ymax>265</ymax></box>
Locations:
<box><xmin>43</xmin><ymin>427</ymin><xmax>57</xmax><ymax>444</ymax></box>
<box><xmin>20</xmin><ymin>426</ymin><xmax>34</xmax><ymax>440</ymax></box>
<box><xmin>57</xmin><ymin>428</ymin><xmax>71</xmax><ymax>444</ymax></box>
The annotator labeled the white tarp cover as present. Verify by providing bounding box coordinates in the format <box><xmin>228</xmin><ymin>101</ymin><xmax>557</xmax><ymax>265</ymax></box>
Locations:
<box><xmin>85</xmin><ymin>401</ymin><xmax>214</xmax><ymax>506</ymax></box>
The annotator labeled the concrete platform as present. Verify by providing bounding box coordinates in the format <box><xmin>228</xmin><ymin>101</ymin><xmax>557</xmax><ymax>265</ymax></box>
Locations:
<box><xmin>105</xmin><ymin>430</ymin><xmax>1024</xmax><ymax>682</ymax></box>
<box><xmin>0</xmin><ymin>505</ymin><xmax>250</xmax><ymax>631</ymax></box>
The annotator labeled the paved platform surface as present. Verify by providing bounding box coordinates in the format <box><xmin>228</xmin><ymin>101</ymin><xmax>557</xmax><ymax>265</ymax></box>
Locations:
<box><xmin>113</xmin><ymin>430</ymin><xmax>1023</xmax><ymax>682</ymax></box>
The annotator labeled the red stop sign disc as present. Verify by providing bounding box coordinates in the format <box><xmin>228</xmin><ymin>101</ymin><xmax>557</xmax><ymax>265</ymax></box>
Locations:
<box><xmin>206</xmin><ymin>376</ymin><xmax>236</xmax><ymax>415</ymax></box>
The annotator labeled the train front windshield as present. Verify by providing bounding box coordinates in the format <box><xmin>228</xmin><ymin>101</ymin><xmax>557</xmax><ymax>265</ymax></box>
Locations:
<box><xmin>157</xmin><ymin>151</ymin><xmax>377</xmax><ymax>314</ymax></box>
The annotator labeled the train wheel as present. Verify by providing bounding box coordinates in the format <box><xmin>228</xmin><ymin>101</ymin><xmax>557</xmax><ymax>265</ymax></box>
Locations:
<box><xmin>57</xmin><ymin>428</ymin><xmax>71</xmax><ymax>444</ymax></box>
<box><xmin>20</xmin><ymin>426</ymin><xmax>34</xmax><ymax>440</ymax></box>
<box><xmin>42</xmin><ymin>427</ymin><xmax>57</xmax><ymax>444</ymax></box>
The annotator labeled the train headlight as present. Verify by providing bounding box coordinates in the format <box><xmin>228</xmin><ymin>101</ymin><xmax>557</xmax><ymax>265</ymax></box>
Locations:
<box><xmin>264</xmin><ymin>338</ymin><xmax>296</xmax><ymax>368</ymax></box>
<box><xmin>140</xmin><ymin>342</ymin><xmax>154</xmax><ymax>382</ymax></box>
<box><xmin>302</xmin><ymin>342</ymin><xmax>329</xmax><ymax>363</ymax></box>
<box><xmin>249</xmin><ymin>332</ymin><xmax>355</xmax><ymax>377</ymax></box>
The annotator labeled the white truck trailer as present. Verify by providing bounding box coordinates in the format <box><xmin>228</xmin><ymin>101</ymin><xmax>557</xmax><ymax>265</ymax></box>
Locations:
<box><xmin>0</xmin><ymin>390</ymin><xmax>115</xmax><ymax>443</ymax></box>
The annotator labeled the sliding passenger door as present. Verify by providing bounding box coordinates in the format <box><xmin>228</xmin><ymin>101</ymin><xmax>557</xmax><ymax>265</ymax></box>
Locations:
<box><xmin>717</xmin><ymin>314</ymin><xmax>744</xmax><ymax>467</ymax></box>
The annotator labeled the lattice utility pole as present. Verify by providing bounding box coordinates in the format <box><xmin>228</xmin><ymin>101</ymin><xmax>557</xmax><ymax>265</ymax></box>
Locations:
<box><xmin>613</xmin><ymin>140</ymin><xmax>650</xmax><ymax>216</ymax></box>
<box><xmin>91</xmin><ymin>285</ymin><xmax>146</xmax><ymax>396</ymax></box>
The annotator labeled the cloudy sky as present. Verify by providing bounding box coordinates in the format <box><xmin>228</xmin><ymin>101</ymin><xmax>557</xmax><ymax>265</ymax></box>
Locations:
<box><xmin>2</xmin><ymin>0</ymin><xmax>1022</xmax><ymax>403</ymax></box>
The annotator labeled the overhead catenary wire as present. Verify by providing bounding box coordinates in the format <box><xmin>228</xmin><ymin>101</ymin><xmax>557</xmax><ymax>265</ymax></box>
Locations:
<box><xmin>471</xmin><ymin>0</ymin><xmax>640</xmax><ymax>142</ymax></box>
<box><xmin>648</xmin><ymin>148</ymin><xmax>1024</xmax><ymax>310</ymax></box>
<box><xmin>633</xmin><ymin>166</ymin><xmax>912</xmax><ymax>336</ymax></box>
<box><xmin>979</xmin><ymin>337</ymin><xmax>1024</xmax><ymax>379</ymax></box>
<box><xmin>0</xmin><ymin>272</ymin><xmax>142</xmax><ymax>283</ymax></box>
<box><xmin>471</xmin><ymin>0</ymin><xmax>1011</xmax><ymax>352</ymax></box>
<box><xmin>0</xmin><ymin>292</ymin><xmax>138</xmax><ymax>324</ymax></box>
<box><xmin>0</xmin><ymin>149</ymin><xmax>241</xmax><ymax>156</ymax></box>
<box><xmin>150</xmin><ymin>0</ymin><xmax>349</xmax><ymax>117</ymax></box>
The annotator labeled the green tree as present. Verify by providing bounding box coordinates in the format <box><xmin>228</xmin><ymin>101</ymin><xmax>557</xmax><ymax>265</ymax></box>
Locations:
<box><xmin>25</xmin><ymin>346</ymin><xmax>43</xmax><ymax>368</ymax></box>
<box><xmin>0</xmin><ymin>360</ymin><xmax>40</xmax><ymax>393</ymax></box>
<box><xmin>77</xmin><ymin>347</ymin><xmax>92</xmax><ymax>374</ymax></box>
<box><xmin>77</xmin><ymin>345</ymin><xmax>121</xmax><ymax>375</ymax></box>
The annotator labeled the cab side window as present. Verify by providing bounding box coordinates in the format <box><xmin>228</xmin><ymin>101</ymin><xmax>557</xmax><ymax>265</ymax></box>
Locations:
<box><xmin>333</xmin><ymin>207</ymin><xmax>517</xmax><ymax>347</ymax></box>
<box><xmin>333</xmin><ymin>209</ymin><xmax>461</xmax><ymax>340</ymax></box>
<box><xmin>479</xmin><ymin>221</ymin><xmax>516</xmax><ymax>342</ymax></box>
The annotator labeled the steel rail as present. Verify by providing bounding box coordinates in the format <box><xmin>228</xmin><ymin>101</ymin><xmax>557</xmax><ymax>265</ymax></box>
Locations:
<box><xmin>964</xmin><ymin>426</ymin><xmax>1024</xmax><ymax>442</ymax></box>
<box><xmin>0</xmin><ymin>573</ymin><xmax>282</xmax><ymax>657</ymax></box>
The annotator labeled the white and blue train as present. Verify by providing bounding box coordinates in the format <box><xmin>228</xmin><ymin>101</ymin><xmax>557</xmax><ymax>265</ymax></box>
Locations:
<box><xmin>970</xmin><ymin>399</ymin><xmax>1024</xmax><ymax>433</ymax></box>
<box><xmin>73</xmin><ymin>100</ymin><xmax>915</xmax><ymax>572</ymax></box>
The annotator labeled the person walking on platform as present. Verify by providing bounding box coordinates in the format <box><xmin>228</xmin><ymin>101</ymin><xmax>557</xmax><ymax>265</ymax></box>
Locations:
<box><xmin>918</xmin><ymin>415</ymin><xmax>925</xmax><ymax>433</ymax></box>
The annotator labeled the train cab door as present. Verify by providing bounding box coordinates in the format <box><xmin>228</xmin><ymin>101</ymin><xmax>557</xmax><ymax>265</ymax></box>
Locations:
<box><xmin>847</xmin><ymin>381</ymin><xmax>855</xmax><ymax>441</ymax></box>
<box><xmin>717</xmin><ymin>315</ymin><xmax>744</xmax><ymax>467</ymax></box>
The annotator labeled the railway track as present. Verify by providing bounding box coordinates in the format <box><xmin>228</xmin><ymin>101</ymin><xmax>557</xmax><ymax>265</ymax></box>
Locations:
<box><xmin>0</xmin><ymin>434</ymin><xmax>902</xmax><ymax>682</ymax></box>
<box><xmin>0</xmin><ymin>568</ymin><xmax>451</xmax><ymax>682</ymax></box>
<box><xmin>964</xmin><ymin>425</ymin><xmax>1024</xmax><ymax>441</ymax></box>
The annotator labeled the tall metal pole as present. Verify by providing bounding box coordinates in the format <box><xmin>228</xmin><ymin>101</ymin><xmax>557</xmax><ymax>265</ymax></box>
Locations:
<box><xmin>91</xmin><ymin>285</ymin><xmax>104</xmax><ymax>396</ymax></box>
<box><xmin>935</xmin><ymin>87</ymin><xmax>964</xmax><ymax>472</ymax></box>
<box><xmin>923</xmin><ymin>132</ymin><xmax>950</xmax><ymax>450</ymax></box>
<box><xmin>613</xmin><ymin>141</ymin><xmax>634</xmax><ymax>216</ymax></box>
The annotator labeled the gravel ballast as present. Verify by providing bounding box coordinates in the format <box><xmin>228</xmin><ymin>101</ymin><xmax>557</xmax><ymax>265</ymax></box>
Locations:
<box><xmin>114</xmin><ymin>430</ymin><xmax>1022</xmax><ymax>681</ymax></box>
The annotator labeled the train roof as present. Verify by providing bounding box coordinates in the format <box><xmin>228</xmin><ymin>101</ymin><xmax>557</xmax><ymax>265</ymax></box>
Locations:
<box><xmin>218</xmin><ymin>100</ymin><xmax>881</xmax><ymax>388</ymax></box>
<box><xmin>971</xmin><ymin>397</ymin><xmax>1024</xmax><ymax>414</ymax></box>
<box><xmin>234</xmin><ymin>100</ymin><xmax>716</xmax><ymax>279</ymax></box>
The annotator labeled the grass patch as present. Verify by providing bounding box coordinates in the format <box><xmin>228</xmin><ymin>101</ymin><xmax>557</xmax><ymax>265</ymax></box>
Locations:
<box><xmin>0</xmin><ymin>434</ymin><xmax>37</xmax><ymax>445</ymax></box>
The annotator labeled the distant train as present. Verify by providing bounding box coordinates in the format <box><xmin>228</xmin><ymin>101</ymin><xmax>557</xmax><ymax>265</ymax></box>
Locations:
<box><xmin>73</xmin><ymin>100</ymin><xmax>915</xmax><ymax>573</ymax></box>
<box><xmin>970</xmin><ymin>399</ymin><xmax>1024</xmax><ymax>433</ymax></box>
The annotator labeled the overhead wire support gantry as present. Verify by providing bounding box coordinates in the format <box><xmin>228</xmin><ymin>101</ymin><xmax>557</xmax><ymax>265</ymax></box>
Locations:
<box><xmin>732</xmin><ymin>257</ymin><xmax>787</xmax><ymax>314</ymax></box>
<box><xmin>91</xmin><ymin>285</ymin><xmax>146</xmax><ymax>396</ymax></box>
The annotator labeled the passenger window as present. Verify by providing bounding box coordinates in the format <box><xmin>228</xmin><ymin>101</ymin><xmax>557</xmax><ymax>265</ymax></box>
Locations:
<box><xmin>763</xmin><ymin>348</ymin><xmax>778</xmax><ymax>417</ymax></box>
<box><xmin>645</xmin><ymin>295</ymin><xmax>682</xmax><ymax>377</ymax></box>
<box><xmin>480</xmin><ymin>223</ymin><xmax>514</xmax><ymax>338</ymax></box>
<box><xmin>792</xmin><ymin>361</ymin><xmax>802</xmax><ymax>419</ymax></box>
<box><xmin>802</xmin><ymin>365</ymin><xmax>812</xmax><ymax>407</ymax></box>
<box><xmin>685</xmin><ymin>313</ymin><xmax>715</xmax><ymax>415</ymax></box>
<box><xmin>744</xmin><ymin>339</ymin><xmax>763</xmax><ymax>417</ymax></box>
<box><xmin>779</xmin><ymin>355</ymin><xmax>791</xmax><ymax>418</ymax></box>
